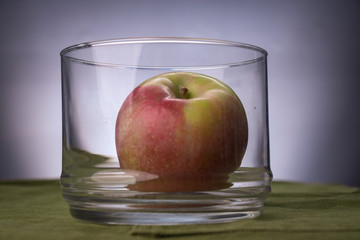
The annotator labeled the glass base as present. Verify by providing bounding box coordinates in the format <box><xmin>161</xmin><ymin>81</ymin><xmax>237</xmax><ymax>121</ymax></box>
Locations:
<box><xmin>69</xmin><ymin>208</ymin><xmax>262</xmax><ymax>225</ymax></box>
<box><xmin>61</xmin><ymin>167</ymin><xmax>271</xmax><ymax>225</ymax></box>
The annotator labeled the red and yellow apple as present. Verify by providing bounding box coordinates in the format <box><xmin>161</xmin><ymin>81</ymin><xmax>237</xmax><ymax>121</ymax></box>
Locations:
<box><xmin>115</xmin><ymin>72</ymin><xmax>248</xmax><ymax>192</ymax></box>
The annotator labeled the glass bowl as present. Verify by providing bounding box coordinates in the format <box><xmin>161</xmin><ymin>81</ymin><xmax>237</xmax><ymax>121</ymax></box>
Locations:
<box><xmin>60</xmin><ymin>37</ymin><xmax>272</xmax><ymax>225</ymax></box>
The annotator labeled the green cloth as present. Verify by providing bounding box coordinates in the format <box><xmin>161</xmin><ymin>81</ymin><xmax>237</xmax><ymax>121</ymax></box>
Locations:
<box><xmin>0</xmin><ymin>181</ymin><xmax>359</xmax><ymax>240</ymax></box>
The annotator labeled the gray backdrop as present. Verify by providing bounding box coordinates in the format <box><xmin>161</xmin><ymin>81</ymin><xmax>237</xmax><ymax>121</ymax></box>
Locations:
<box><xmin>1</xmin><ymin>0</ymin><xmax>359</xmax><ymax>186</ymax></box>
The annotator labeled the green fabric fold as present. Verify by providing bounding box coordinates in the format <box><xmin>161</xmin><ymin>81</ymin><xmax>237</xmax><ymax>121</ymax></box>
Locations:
<box><xmin>0</xmin><ymin>180</ymin><xmax>359</xmax><ymax>240</ymax></box>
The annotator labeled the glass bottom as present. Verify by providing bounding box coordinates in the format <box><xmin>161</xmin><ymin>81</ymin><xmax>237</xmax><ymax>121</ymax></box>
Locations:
<box><xmin>61</xmin><ymin>167</ymin><xmax>271</xmax><ymax>225</ymax></box>
<box><xmin>64</xmin><ymin>189</ymin><xmax>265</xmax><ymax>225</ymax></box>
<box><xmin>69</xmin><ymin>206</ymin><xmax>262</xmax><ymax>225</ymax></box>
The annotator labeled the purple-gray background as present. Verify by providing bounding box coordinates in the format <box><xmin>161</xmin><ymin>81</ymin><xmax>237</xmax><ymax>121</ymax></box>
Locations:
<box><xmin>1</xmin><ymin>0</ymin><xmax>359</xmax><ymax>186</ymax></box>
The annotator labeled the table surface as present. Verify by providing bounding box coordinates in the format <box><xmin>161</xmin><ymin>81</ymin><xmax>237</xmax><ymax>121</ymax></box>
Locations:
<box><xmin>0</xmin><ymin>180</ymin><xmax>359</xmax><ymax>240</ymax></box>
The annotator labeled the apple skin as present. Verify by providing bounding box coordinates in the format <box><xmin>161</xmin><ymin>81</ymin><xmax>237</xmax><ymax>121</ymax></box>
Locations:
<box><xmin>115</xmin><ymin>72</ymin><xmax>248</xmax><ymax>192</ymax></box>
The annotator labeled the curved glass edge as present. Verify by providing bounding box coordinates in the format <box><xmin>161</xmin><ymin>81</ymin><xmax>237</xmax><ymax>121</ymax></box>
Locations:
<box><xmin>60</xmin><ymin>37</ymin><xmax>268</xmax><ymax>70</ymax></box>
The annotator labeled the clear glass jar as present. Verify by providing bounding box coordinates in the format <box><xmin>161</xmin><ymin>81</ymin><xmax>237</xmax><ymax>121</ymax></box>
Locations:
<box><xmin>60</xmin><ymin>38</ymin><xmax>272</xmax><ymax>225</ymax></box>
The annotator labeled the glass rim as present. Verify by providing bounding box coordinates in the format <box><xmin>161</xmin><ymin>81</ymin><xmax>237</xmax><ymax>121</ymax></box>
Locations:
<box><xmin>60</xmin><ymin>37</ymin><xmax>268</xmax><ymax>70</ymax></box>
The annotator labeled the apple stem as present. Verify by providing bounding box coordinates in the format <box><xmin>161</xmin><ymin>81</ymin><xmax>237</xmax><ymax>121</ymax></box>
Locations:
<box><xmin>179</xmin><ymin>85</ymin><xmax>189</xmax><ymax>99</ymax></box>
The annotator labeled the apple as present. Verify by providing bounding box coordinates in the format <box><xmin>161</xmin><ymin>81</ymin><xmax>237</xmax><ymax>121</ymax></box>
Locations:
<box><xmin>115</xmin><ymin>72</ymin><xmax>248</xmax><ymax>192</ymax></box>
